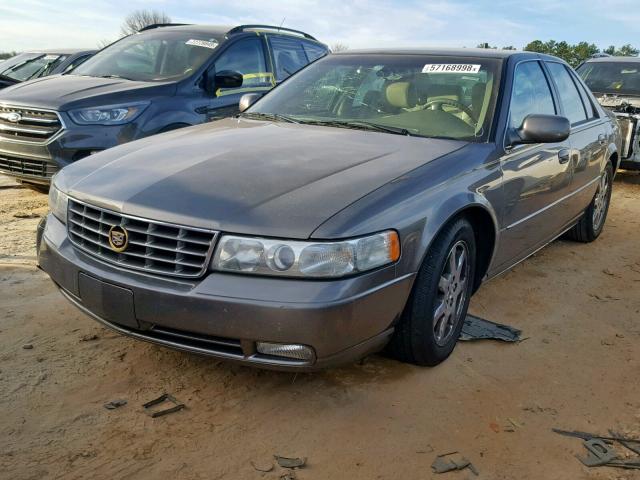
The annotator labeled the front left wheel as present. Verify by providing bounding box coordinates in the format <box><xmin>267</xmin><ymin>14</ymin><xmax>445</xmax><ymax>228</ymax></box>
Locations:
<box><xmin>388</xmin><ymin>217</ymin><xmax>476</xmax><ymax>366</ymax></box>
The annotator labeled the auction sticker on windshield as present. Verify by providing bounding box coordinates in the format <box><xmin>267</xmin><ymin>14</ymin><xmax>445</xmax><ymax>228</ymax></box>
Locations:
<box><xmin>422</xmin><ymin>64</ymin><xmax>481</xmax><ymax>74</ymax></box>
<box><xmin>186</xmin><ymin>39</ymin><xmax>219</xmax><ymax>49</ymax></box>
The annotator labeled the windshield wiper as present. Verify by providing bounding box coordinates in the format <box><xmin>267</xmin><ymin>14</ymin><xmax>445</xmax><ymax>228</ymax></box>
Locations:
<box><xmin>295</xmin><ymin>119</ymin><xmax>412</xmax><ymax>136</ymax></box>
<box><xmin>97</xmin><ymin>74</ymin><xmax>134</xmax><ymax>80</ymax></box>
<box><xmin>239</xmin><ymin>112</ymin><xmax>300</xmax><ymax>124</ymax></box>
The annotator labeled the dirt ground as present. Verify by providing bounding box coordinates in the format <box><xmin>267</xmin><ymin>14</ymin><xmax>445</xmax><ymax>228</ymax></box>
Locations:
<box><xmin>1</xmin><ymin>172</ymin><xmax>639</xmax><ymax>480</ymax></box>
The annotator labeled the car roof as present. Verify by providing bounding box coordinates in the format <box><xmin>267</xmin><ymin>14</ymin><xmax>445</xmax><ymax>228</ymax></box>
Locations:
<box><xmin>584</xmin><ymin>56</ymin><xmax>640</xmax><ymax>63</ymax></box>
<box><xmin>140</xmin><ymin>24</ymin><xmax>323</xmax><ymax>43</ymax></box>
<box><xmin>333</xmin><ymin>47</ymin><xmax>559</xmax><ymax>61</ymax></box>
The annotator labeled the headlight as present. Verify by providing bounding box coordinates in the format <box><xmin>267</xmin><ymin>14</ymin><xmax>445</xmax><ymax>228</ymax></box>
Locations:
<box><xmin>48</xmin><ymin>184</ymin><xmax>69</xmax><ymax>224</ymax></box>
<box><xmin>212</xmin><ymin>231</ymin><xmax>400</xmax><ymax>278</ymax></box>
<box><xmin>68</xmin><ymin>102</ymin><xmax>149</xmax><ymax>125</ymax></box>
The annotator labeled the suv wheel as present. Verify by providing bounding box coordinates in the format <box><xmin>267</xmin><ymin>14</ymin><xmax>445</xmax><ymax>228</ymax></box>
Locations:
<box><xmin>388</xmin><ymin>218</ymin><xmax>476</xmax><ymax>366</ymax></box>
<box><xmin>567</xmin><ymin>162</ymin><xmax>613</xmax><ymax>243</ymax></box>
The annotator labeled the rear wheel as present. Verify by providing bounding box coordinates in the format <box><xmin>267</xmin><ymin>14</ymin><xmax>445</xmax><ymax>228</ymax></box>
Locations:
<box><xmin>566</xmin><ymin>162</ymin><xmax>613</xmax><ymax>243</ymax></box>
<box><xmin>388</xmin><ymin>218</ymin><xmax>476</xmax><ymax>366</ymax></box>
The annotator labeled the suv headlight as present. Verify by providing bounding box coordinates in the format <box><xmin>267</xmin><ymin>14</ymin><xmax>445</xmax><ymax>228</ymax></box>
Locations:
<box><xmin>212</xmin><ymin>231</ymin><xmax>400</xmax><ymax>278</ymax></box>
<box><xmin>48</xmin><ymin>184</ymin><xmax>69</xmax><ymax>224</ymax></box>
<box><xmin>68</xmin><ymin>101</ymin><xmax>149</xmax><ymax>125</ymax></box>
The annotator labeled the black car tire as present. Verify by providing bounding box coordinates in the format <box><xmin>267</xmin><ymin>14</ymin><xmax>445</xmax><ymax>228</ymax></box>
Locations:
<box><xmin>566</xmin><ymin>162</ymin><xmax>613</xmax><ymax>243</ymax></box>
<box><xmin>388</xmin><ymin>217</ymin><xmax>476</xmax><ymax>366</ymax></box>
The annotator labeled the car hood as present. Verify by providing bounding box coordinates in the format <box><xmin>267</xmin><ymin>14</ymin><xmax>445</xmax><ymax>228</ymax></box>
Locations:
<box><xmin>0</xmin><ymin>74</ymin><xmax>175</xmax><ymax>111</ymax></box>
<box><xmin>57</xmin><ymin>119</ymin><xmax>467</xmax><ymax>239</ymax></box>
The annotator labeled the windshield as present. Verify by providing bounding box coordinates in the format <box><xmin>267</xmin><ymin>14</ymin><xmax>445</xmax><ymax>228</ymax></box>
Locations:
<box><xmin>577</xmin><ymin>61</ymin><xmax>640</xmax><ymax>96</ymax></box>
<box><xmin>249</xmin><ymin>54</ymin><xmax>502</xmax><ymax>141</ymax></box>
<box><xmin>0</xmin><ymin>53</ymin><xmax>67</xmax><ymax>81</ymax></box>
<box><xmin>72</xmin><ymin>31</ymin><xmax>223</xmax><ymax>82</ymax></box>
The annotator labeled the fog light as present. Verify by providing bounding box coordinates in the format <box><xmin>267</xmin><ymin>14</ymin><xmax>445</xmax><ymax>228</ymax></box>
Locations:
<box><xmin>256</xmin><ymin>342</ymin><xmax>315</xmax><ymax>362</ymax></box>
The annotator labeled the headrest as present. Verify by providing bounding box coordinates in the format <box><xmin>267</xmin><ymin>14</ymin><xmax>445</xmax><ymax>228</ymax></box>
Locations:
<box><xmin>386</xmin><ymin>81</ymin><xmax>413</xmax><ymax>108</ymax></box>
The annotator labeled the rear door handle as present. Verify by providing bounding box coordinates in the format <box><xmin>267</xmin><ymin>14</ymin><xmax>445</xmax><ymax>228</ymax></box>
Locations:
<box><xmin>598</xmin><ymin>134</ymin><xmax>606</xmax><ymax>145</ymax></box>
<box><xmin>558</xmin><ymin>148</ymin><xmax>571</xmax><ymax>164</ymax></box>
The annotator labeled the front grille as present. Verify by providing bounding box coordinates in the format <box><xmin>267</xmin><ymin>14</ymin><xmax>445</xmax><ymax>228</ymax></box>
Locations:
<box><xmin>0</xmin><ymin>105</ymin><xmax>63</xmax><ymax>143</ymax></box>
<box><xmin>0</xmin><ymin>152</ymin><xmax>59</xmax><ymax>178</ymax></box>
<box><xmin>67</xmin><ymin>199</ymin><xmax>218</xmax><ymax>278</ymax></box>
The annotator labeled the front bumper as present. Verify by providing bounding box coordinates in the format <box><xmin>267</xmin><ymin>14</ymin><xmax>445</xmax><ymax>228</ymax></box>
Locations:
<box><xmin>0</xmin><ymin>113</ymin><xmax>138</xmax><ymax>184</ymax></box>
<box><xmin>38</xmin><ymin>214</ymin><xmax>414</xmax><ymax>370</ymax></box>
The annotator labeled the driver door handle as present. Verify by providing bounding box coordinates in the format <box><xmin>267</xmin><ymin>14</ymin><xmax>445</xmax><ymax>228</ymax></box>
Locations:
<box><xmin>558</xmin><ymin>148</ymin><xmax>571</xmax><ymax>164</ymax></box>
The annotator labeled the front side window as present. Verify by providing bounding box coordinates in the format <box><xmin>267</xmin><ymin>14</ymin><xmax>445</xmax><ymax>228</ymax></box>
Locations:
<box><xmin>546</xmin><ymin>62</ymin><xmax>588</xmax><ymax>125</ymax></box>
<box><xmin>249</xmin><ymin>54</ymin><xmax>502</xmax><ymax>142</ymax></box>
<box><xmin>268</xmin><ymin>36</ymin><xmax>309</xmax><ymax>81</ymax></box>
<box><xmin>214</xmin><ymin>37</ymin><xmax>271</xmax><ymax>89</ymax></box>
<box><xmin>509</xmin><ymin>61</ymin><xmax>556</xmax><ymax>130</ymax></box>
<box><xmin>72</xmin><ymin>31</ymin><xmax>224</xmax><ymax>82</ymax></box>
<box><xmin>577</xmin><ymin>61</ymin><xmax>640</xmax><ymax>96</ymax></box>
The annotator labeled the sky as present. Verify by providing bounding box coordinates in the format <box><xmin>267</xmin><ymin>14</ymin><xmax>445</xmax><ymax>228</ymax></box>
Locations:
<box><xmin>1</xmin><ymin>0</ymin><xmax>639</xmax><ymax>52</ymax></box>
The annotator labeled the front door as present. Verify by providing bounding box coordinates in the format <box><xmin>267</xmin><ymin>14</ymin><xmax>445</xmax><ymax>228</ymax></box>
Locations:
<box><xmin>204</xmin><ymin>36</ymin><xmax>275</xmax><ymax>121</ymax></box>
<box><xmin>494</xmin><ymin>60</ymin><xmax>574</xmax><ymax>270</ymax></box>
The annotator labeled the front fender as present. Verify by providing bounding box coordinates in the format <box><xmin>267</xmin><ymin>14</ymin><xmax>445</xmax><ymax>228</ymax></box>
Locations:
<box><xmin>312</xmin><ymin>147</ymin><xmax>502</xmax><ymax>276</ymax></box>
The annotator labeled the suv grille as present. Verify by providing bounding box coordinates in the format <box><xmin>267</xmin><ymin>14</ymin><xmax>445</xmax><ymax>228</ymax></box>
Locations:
<box><xmin>0</xmin><ymin>152</ymin><xmax>59</xmax><ymax>178</ymax></box>
<box><xmin>0</xmin><ymin>106</ymin><xmax>63</xmax><ymax>143</ymax></box>
<box><xmin>67</xmin><ymin>199</ymin><xmax>218</xmax><ymax>278</ymax></box>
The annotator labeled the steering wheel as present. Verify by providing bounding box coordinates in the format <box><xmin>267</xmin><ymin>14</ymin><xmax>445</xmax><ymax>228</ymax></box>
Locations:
<box><xmin>419</xmin><ymin>98</ymin><xmax>478</xmax><ymax>127</ymax></box>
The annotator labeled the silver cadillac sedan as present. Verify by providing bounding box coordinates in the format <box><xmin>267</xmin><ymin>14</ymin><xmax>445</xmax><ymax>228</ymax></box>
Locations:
<box><xmin>38</xmin><ymin>49</ymin><xmax>621</xmax><ymax>370</ymax></box>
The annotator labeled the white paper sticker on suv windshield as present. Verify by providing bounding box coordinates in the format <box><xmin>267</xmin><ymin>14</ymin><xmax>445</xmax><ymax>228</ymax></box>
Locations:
<box><xmin>43</xmin><ymin>54</ymin><xmax>60</xmax><ymax>61</ymax></box>
<box><xmin>422</xmin><ymin>64</ymin><xmax>481</xmax><ymax>74</ymax></box>
<box><xmin>186</xmin><ymin>39</ymin><xmax>219</xmax><ymax>49</ymax></box>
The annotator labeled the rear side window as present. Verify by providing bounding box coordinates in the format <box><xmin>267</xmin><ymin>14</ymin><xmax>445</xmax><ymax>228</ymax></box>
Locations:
<box><xmin>214</xmin><ymin>37</ymin><xmax>271</xmax><ymax>88</ymax></box>
<box><xmin>268</xmin><ymin>36</ymin><xmax>309</xmax><ymax>81</ymax></box>
<box><xmin>302</xmin><ymin>41</ymin><xmax>327</xmax><ymax>62</ymax></box>
<box><xmin>509</xmin><ymin>61</ymin><xmax>556</xmax><ymax>129</ymax></box>
<box><xmin>546</xmin><ymin>62</ymin><xmax>588</xmax><ymax>125</ymax></box>
<box><xmin>571</xmin><ymin>71</ymin><xmax>597</xmax><ymax>119</ymax></box>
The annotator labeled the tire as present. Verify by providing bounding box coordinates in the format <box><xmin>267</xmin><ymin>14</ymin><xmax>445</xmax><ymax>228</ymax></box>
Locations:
<box><xmin>388</xmin><ymin>217</ymin><xmax>476</xmax><ymax>366</ymax></box>
<box><xmin>566</xmin><ymin>162</ymin><xmax>613</xmax><ymax>243</ymax></box>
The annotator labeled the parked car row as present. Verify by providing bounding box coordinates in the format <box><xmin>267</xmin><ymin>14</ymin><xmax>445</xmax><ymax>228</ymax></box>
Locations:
<box><xmin>30</xmin><ymin>29</ymin><xmax>622</xmax><ymax>370</ymax></box>
<box><xmin>0</xmin><ymin>49</ymin><xmax>95</xmax><ymax>89</ymax></box>
<box><xmin>0</xmin><ymin>24</ymin><xmax>328</xmax><ymax>186</ymax></box>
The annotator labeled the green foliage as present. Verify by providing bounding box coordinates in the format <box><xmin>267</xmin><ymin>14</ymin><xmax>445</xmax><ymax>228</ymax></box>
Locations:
<box><xmin>524</xmin><ymin>40</ymin><xmax>638</xmax><ymax>67</ymax></box>
<box><xmin>0</xmin><ymin>51</ymin><xmax>17</xmax><ymax>60</ymax></box>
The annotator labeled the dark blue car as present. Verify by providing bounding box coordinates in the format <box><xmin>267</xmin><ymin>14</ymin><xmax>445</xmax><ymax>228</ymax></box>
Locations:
<box><xmin>0</xmin><ymin>24</ymin><xmax>328</xmax><ymax>186</ymax></box>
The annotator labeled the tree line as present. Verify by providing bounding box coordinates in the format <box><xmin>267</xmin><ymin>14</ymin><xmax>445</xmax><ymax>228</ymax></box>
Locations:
<box><xmin>477</xmin><ymin>40</ymin><xmax>639</xmax><ymax>67</ymax></box>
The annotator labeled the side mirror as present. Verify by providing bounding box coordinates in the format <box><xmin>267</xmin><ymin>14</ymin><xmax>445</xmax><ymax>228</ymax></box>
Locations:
<box><xmin>204</xmin><ymin>70</ymin><xmax>243</xmax><ymax>95</ymax></box>
<box><xmin>239</xmin><ymin>93</ymin><xmax>263</xmax><ymax>113</ymax></box>
<box><xmin>508</xmin><ymin>114</ymin><xmax>570</xmax><ymax>147</ymax></box>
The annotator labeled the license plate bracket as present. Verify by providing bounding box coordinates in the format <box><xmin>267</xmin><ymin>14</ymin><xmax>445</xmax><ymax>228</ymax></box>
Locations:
<box><xmin>78</xmin><ymin>273</ymin><xmax>138</xmax><ymax>329</ymax></box>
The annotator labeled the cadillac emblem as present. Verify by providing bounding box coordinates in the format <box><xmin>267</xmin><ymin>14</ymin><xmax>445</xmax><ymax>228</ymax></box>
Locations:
<box><xmin>108</xmin><ymin>225</ymin><xmax>129</xmax><ymax>252</ymax></box>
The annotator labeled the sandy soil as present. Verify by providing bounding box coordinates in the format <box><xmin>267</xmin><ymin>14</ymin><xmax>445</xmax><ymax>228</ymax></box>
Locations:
<box><xmin>1</xmin><ymin>172</ymin><xmax>639</xmax><ymax>480</ymax></box>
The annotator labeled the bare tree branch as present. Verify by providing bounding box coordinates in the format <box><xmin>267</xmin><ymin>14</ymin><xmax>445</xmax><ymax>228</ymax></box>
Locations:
<box><xmin>120</xmin><ymin>9</ymin><xmax>172</xmax><ymax>37</ymax></box>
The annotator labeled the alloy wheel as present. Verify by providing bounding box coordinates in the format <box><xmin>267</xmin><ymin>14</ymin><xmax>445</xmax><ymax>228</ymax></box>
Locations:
<box><xmin>592</xmin><ymin>171</ymin><xmax>610</xmax><ymax>230</ymax></box>
<box><xmin>433</xmin><ymin>240</ymin><xmax>470</xmax><ymax>346</ymax></box>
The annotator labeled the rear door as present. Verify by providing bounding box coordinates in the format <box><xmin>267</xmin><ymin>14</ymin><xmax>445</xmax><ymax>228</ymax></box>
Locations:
<box><xmin>494</xmin><ymin>59</ymin><xmax>574</xmax><ymax>269</ymax></box>
<box><xmin>204</xmin><ymin>36</ymin><xmax>275</xmax><ymax>120</ymax></box>
<box><xmin>544</xmin><ymin>61</ymin><xmax>605</xmax><ymax>216</ymax></box>
<box><xmin>267</xmin><ymin>35</ymin><xmax>313</xmax><ymax>83</ymax></box>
